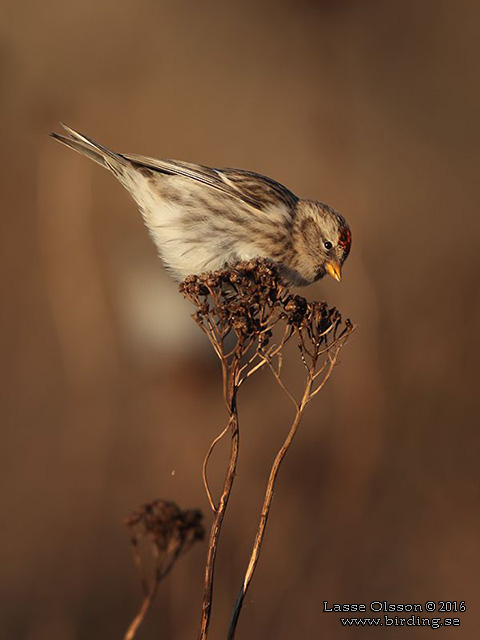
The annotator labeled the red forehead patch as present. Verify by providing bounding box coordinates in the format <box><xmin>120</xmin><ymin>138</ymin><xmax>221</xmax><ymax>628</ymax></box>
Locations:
<box><xmin>338</xmin><ymin>227</ymin><xmax>352</xmax><ymax>255</ymax></box>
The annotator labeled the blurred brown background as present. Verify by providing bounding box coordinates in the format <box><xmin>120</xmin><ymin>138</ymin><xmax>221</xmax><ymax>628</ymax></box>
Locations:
<box><xmin>2</xmin><ymin>1</ymin><xmax>480</xmax><ymax>638</ymax></box>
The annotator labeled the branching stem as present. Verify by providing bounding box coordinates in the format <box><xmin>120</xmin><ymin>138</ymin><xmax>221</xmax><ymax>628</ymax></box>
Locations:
<box><xmin>227</xmin><ymin>346</ymin><xmax>343</xmax><ymax>639</ymax></box>
<box><xmin>179</xmin><ymin>260</ymin><xmax>354</xmax><ymax>640</ymax></box>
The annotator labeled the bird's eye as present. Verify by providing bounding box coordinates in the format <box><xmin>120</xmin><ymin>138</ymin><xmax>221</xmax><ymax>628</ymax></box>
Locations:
<box><xmin>324</xmin><ymin>240</ymin><xmax>333</xmax><ymax>250</ymax></box>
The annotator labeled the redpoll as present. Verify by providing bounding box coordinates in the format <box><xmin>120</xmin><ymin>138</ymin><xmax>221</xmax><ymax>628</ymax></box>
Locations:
<box><xmin>51</xmin><ymin>124</ymin><xmax>351</xmax><ymax>286</ymax></box>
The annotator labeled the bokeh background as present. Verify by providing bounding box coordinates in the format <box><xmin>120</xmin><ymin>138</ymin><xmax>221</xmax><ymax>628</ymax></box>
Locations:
<box><xmin>2</xmin><ymin>1</ymin><xmax>480</xmax><ymax>638</ymax></box>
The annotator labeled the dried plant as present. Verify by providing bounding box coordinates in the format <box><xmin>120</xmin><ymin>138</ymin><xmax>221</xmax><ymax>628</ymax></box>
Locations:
<box><xmin>123</xmin><ymin>499</ymin><xmax>204</xmax><ymax>640</ymax></box>
<box><xmin>180</xmin><ymin>259</ymin><xmax>355</xmax><ymax>640</ymax></box>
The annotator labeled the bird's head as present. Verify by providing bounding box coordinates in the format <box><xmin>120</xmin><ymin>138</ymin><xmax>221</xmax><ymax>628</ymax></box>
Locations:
<box><xmin>286</xmin><ymin>200</ymin><xmax>352</xmax><ymax>286</ymax></box>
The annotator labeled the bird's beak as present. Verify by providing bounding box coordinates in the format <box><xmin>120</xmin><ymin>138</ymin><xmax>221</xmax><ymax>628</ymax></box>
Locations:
<box><xmin>325</xmin><ymin>260</ymin><xmax>342</xmax><ymax>282</ymax></box>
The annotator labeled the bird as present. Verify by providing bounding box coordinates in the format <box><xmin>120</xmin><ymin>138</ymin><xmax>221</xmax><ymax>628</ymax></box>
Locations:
<box><xmin>50</xmin><ymin>124</ymin><xmax>351</xmax><ymax>286</ymax></box>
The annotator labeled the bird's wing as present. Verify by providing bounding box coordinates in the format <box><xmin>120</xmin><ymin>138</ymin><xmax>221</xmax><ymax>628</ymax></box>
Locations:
<box><xmin>122</xmin><ymin>153</ymin><xmax>298</xmax><ymax>211</ymax></box>
<box><xmin>220</xmin><ymin>168</ymin><xmax>299</xmax><ymax>209</ymax></box>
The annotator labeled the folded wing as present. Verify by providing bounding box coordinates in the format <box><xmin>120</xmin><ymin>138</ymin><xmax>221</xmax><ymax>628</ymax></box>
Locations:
<box><xmin>122</xmin><ymin>153</ymin><xmax>298</xmax><ymax>212</ymax></box>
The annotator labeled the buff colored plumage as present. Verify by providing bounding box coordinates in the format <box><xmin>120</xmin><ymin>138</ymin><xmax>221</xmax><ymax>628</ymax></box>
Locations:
<box><xmin>51</xmin><ymin>124</ymin><xmax>351</xmax><ymax>285</ymax></box>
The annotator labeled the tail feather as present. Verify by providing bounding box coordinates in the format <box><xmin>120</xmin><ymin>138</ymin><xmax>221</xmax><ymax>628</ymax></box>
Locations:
<box><xmin>50</xmin><ymin>124</ymin><xmax>128</xmax><ymax>170</ymax></box>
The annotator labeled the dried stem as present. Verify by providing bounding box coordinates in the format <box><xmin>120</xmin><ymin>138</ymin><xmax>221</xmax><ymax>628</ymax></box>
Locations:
<box><xmin>123</xmin><ymin>500</ymin><xmax>204</xmax><ymax>640</ymax></box>
<box><xmin>180</xmin><ymin>260</ymin><xmax>355</xmax><ymax>640</ymax></box>
<box><xmin>197</xmin><ymin>377</ymin><xmax>240</xmax><ymax>640</ymax></box>
<box><xmin>125</xmin><ymin>541</ymin><xmax>179</xmax><ymax>640</ymax></box>
<box><xmin>227</xmin><ymin>345</ymin><xmax>347</xmax><ymax>639</ymax></box>
<box><xmin>202</xmin><ymin>422</ymin><xmax>230</xmax><ymax>511</ymax></box>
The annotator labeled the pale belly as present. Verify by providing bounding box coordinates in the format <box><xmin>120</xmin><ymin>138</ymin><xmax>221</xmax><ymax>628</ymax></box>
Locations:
<box><xmin>119</xmin><ymin>171</ymin><xmax>287</xmax><ymax>280</ymax></box>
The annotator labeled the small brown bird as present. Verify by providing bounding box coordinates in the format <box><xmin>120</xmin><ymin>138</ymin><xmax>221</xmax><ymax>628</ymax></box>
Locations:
<box><xmin>51</xmin><ymin>124</ymin><xmax>351</xmax><ymax>285</ymax></box>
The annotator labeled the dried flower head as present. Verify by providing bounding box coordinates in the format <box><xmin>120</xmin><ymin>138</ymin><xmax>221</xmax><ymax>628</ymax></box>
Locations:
<box><xmin>180</xmin><ymin>259</ymin><xmax>352</xmax><ymax>364</ymax></box>
<box><xmin>124</xmin><ymin>500</ymin><xmax>204</xmax><ymax>640</ymax></box>
<box><xmin>124</xmin><ymin>499</ymin><xmax>204</xmax><ymax>556</ymax></box>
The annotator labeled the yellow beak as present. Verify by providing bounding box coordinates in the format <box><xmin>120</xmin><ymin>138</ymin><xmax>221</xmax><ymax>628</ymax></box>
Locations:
<box><xmin>325</xmin><ymin>260</ymin><xmax>342</xmax><ymax>282</ymax></box>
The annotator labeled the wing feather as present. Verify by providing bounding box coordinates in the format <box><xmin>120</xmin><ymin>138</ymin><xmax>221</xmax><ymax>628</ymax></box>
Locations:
<box><xmin>121</xmin><ymin>153</ymin><xmax>298</xmax><ymax>211</ymax></box>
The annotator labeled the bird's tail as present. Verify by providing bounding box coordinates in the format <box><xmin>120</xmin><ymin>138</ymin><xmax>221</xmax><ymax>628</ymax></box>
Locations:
<box><xmin>50</xmin><ymin>123</ymin><xmax>128</xmax><ymax>170</ymax></box>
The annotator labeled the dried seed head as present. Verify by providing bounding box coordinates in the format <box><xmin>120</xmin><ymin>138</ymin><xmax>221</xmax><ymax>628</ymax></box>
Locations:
<box><xmin>124</xmin><ymin>499</ymin><xmax>204</xmax><ymax>553</ymax></box>
<box><xmin>180</xmin><ymin>260</ymin><xmax>353</xmax><ymax>360</ymax></box>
